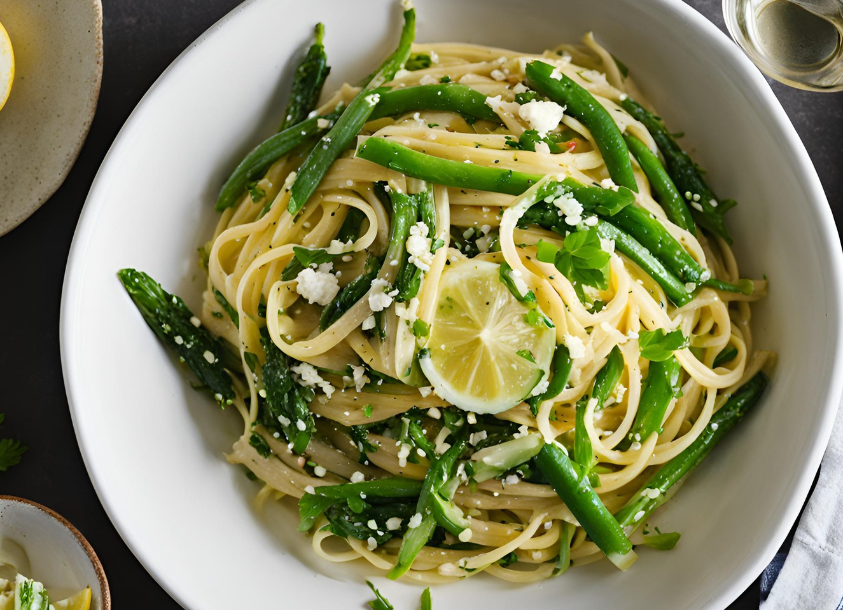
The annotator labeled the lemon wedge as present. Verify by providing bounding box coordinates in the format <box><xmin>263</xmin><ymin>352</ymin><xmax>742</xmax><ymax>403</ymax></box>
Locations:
<box><xmin>0</xmin><ymin>20</ymin><xmax>13</xmax><ymax>112</ymax></box>
<box><xmin>51</xmin><ymin>587</ymin><xmax>92</xmax><ymax>610</ymax></box>
<box><xmin>419</xmin><ymin>259</ymin><xmax>555</xmax><ymax>414</ymax></box>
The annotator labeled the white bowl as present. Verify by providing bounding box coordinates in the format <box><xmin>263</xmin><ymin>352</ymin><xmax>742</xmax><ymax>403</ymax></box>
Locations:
<box><xmin>0</xmin><ymin>497</ymin><xmax>110</xmax><ymax>609</ymax></box>
<box><xmin>60</xmin><ymin>0</ymin><xmax>843</xmax><ymax>608</ymax></box>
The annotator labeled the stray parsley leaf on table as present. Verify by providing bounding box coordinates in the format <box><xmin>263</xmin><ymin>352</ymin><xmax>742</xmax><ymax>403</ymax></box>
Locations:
<box><xmin>0</xmin><ymin>413</ymin><xmax>27</xmax><ymax>472</ymax></box>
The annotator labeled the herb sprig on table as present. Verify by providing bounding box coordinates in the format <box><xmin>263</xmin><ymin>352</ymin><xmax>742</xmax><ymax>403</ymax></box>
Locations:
<box><xmin>0</xmin><ymin>413</ymin><xmax>27</xmax><ymax>472</ymax></box>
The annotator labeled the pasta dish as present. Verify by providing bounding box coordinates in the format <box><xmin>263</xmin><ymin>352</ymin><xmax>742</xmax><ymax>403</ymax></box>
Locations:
<box><xmin>119</xmin><ymin>2</ymin><xmax>773</xmax><ymax>584</ymax></box>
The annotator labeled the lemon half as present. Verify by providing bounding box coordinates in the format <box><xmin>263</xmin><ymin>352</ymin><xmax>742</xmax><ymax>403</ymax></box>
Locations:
<box><xmin>420</xmin><ymin>259</ymin><xmax>555</xmax><ymax>414</ymax></box>
<box><xmin>0</xmin><ymin>20</ymin><xmax>13</xmax><ymax>111</ymax></box>
<box><xmin>52</xmin><ymin>587</ymin><xmax>92</xmax><ymax>610</ymax></box>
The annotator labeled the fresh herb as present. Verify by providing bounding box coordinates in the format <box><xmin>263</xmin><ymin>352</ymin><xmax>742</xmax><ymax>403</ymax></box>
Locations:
<box><xmin>713</xmin><ymin>345</ymin><xmax>738</xmax><ymax>368</ymax></box>
<box><xmin>499</xmin><ymin>262</ymin><xmax>553</xmax><ymax>328</ymax></box>
<box><xmin>638</xmin><ymin>329</ymin><xmax>689</xmax><ymax>361</ymax></box>
<box><xmin>293</xmin><ymin>246</ymin><xmax>334</xmax><ymax>269</ymax></box>
<box><xmin>515</xmin><ymin>90</ymin><xmax>540</xmax><ymax>104</ymax></box>
<box><xmin>249</xmin><ymin>433</ymin><xmax>272</xmax><ymax>458</ymax></box>
<box><xmin>439</xmin><ymin>75</ymin><xmax>451</xmax><ymax>83</ymax></box>
<box><xmin>498</xmin><ymin>551</ymin><xmax>519</xmax><ymax>567</ymax></box>
<box><xmin>363</xmin><ymin>405</ymin><xmax>373</xmax><ymax>418</ymax></box>
<box><xmin>412</xmin><ymin>319</ymin><xmax>430</xmax><ymax>337</ymax></box>
<box><xmin>214</xmin><ymin>289</ymin><xmax>239</xmax><ymax>328</ymax></box>
<box><xmin>243</xmin><ymin>351</ymin><xmax>260</xmax><ymax>373</ymax></box>
<box><xmin>536</xmin><ymin>229</ymin><xmax>611</xmax><ymax>297</ymax></box>
<box><xmin>504</xmin><ymin>129</ymin><xmax>566</xmax><ymax>153</ymax></box>
<box><xmin>405</xmin><ymin>53</ymin><xmax>432</xmax><ymax>71</ymax></box>
<box><xmin>0</xmin><ymin>413</ymin><xmax>27</xmax><ymax>473</ymax></box>
<box><xmin>517</xmin><ymin>349</ymin><xmax>536</xmax><ymax>363</ymax></box>
<box><xmin>640</xmin><ymin>531</ymin><xmax>681</xmax><ymax>550</ymax></box>
<box><xmin>247</xmin><ymin>180</ymin><xmax>266</xmax><ymax>203</ymax></box>
<box><xmin>366</xmin><ymin>581</ymin><xmax>395</xmax><ymax>610</ymax></box>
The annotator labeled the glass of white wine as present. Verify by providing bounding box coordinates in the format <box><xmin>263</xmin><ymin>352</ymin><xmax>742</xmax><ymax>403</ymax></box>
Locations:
<box><xmin>723</xmin><ymin>0</ymin><xmax>843</xmax><ymax>91</ymax></box>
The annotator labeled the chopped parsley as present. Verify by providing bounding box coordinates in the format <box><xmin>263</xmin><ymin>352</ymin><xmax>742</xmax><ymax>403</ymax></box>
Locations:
<box><xmin>247</xmin><ymin>180</ymin><xmax>266</xmax><ymax>203</ymax></box>
<box><xmin>536</xmin><ymin>229</ymin><xmax>611</xmax><ymax>298</ymax></box>
<box><xmin>249</xmin><ymin>433</ymin><xmax>272</xmax><ymax>458</ymax></box>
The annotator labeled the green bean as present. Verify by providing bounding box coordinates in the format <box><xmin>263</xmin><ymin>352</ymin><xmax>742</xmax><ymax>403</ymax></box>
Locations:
<box><xmin>616</xmin><ymin>356</ymin><xmax>681</xmax><ymax>452</ymax></box>
<box><xmin>279</xmin><ymin>23</ymin><xmax>330</xmax><ymax>131</ymax></box>
<box><xmin>395</xmin><ymin>186</ymin><xmax>435</xmax><ymax>302</ymax></box>
<box><xmin>288</xmin><ymin>7</ymin><xmax>416</xmax><ymax>215</ymax></box>
<box><xmin>575</xmin><ymin>346</ymin><xmax>624</xmax><ymax>471</ymax></box>
<box><xmin>535</xmin><ymin>443</ymin><xmax>637</xmax><ymax>570</ymax></box>
<box><xmin>215</xmin><ymin>107</ymin><xmax>342</xmax><ymax>212</ymax></box>
<box><xmin>595</xmin><ymin>221</ymin><xmax>692</xmax><ymax>307</ymax></box>
<box><xmin>525</xmin><ymin>60</ymin><xmax>637</xmax><ymax>192</ymax></box>
<box><xmin>611</xmin><ymin>205</ymin><xmax>708</xmax><ymax>284</ymax></box>
<box><xmin>621</xmin><ymin>97</ymin><xmax>734</xmax><ymax>243</ymax></box>
<box><xmin>370</xmin><ymin>84</ymin><xmax>501</xmax><ymax>123</ymax></box>
<box><xmin>624</xmin><ymin>134</ymin><xmax>695</xmax><ymax>233</ymax></box>
<box><xmin>713</xmin><ymin>345</ymin><xmax>738</xmax><ymax>368</ymax></box>
<box><xmin>702</xmin><ymin>278</ymin><xmax>755</xmax><ymax>296</ymax></box>
<box><xmin>527</xmin><ymin>344</ymin><xmax>572</xmax><ymax>415</ymax></box>
<box><xmin>614</xmin><ymin>372</ymin><xmax>768</xmax><ymax>533</ymax></box>
<box><xmin>355</xmin><ymin>137</ymin><xmax>634</xmax><ymax>214</ymax></box>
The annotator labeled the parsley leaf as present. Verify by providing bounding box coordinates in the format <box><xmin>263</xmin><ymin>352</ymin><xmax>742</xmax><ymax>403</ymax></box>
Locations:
<box><xmin>366</xmin><ymin>581</ymin><xmax>395</xmax><ymax>610</ymax></box>
<box><xmin>537</xmin><ymin>229</ymin><xmax>611</xmax><ymax>295</ymax></box>
<box><xmin>0</xmin><ymin>413</ymin><xmax>27</xmax><ymax>473</ymax></box>
<box><xmin>363</xmin><ymin>405</ymin><xmax>373</xmax><ymax>418</ymax></box>
<box><xmin>639</xmin><ymin>329</ymin><xmax>689</xmax><ymax>361</ymax></box>
<box><xmin>504</xmin><ymin>130</ymin><xmax>565</xmax><ymax>153</ymax></box>
<box><xmin>292</xmin><ymin>246</ymin><xmax>334</xmax><ymax>269</ymax></box>
<box><xmin>249</xmin><ymin>433</ymin><xmax>272</xmax><ymax>458</ymax></box>
<box><xmin>516</xmin><ymin>349</ymin><xmax>536</xmax><ymax>363</ymax></box>
<box><xmin>405</xmin><ymin>53</ymin><xmax>432</xmax><ymax>71</ymax></box>
<box><xmin>439</xmin><ymin>75</ymin><xmax>451</xmax><ymax>83</ymax></box>
<box><xmin>247</xmin><ymin>181</ymin><xmax>266</xmax><ymax>203</ymax></box>
<box><xmin>412</xmin><ymin>319</ymin><xmax>430</xmax><ymax>337</ymax></box>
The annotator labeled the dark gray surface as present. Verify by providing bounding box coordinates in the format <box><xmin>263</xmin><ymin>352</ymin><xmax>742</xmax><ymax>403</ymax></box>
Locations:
<box><xmin>0</xmin><ymin>0</ymin><xmax>839</xmax><ymax>608</ymax></box>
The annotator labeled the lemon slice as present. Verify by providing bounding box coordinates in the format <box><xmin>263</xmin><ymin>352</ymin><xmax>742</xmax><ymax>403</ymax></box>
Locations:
<box><xmin>51</xmin><ymin>587</ymin><xmax>92</xmax><ymax>610</ymax></box>
<box><xmin>0</xmin><ymin>20</ymin><xmax>14</xmax><ymax>112</ymax></box>
<box><xmin>419</xmin><ymin>259</ymin><xmax>555</xmax><ymax>413</ymax></box>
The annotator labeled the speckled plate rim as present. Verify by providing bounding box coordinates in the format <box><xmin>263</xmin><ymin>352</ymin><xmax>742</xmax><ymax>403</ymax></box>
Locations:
<box><xmin>0</xmin><ymin>0</ymin><xmax>104</xmax><ymax>237</ymax></box>
<box><xmin>0</xmin><ymin>495</ymin><xmax>111</xmax><ymax>609</ymax></box>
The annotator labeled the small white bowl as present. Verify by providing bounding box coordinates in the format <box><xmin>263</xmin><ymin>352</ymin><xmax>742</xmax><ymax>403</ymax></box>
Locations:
<box><xmin>0</xmin><ymin>496</ymin><xmax>110</xmax><ymax>609</ymax></box>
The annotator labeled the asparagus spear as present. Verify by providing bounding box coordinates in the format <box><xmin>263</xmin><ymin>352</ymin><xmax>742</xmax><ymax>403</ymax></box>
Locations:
<box><xmin>279</xmin><ymin>23</ymin><xmax>330</xmax><ymax>131</ymax></box>
<box><xmin>621</xmin><ymin>97</ymin><xmax>735</xmax><ymax>243</ymax></box>
<box><xmin>118</xmin><ymin>269</ymin><xmax>234</xmax><ymax>403</ymax></box>
<box><xmin>215</xmin><ymin>106</ymin><xmax>343</xmax><ymax>212</ymax></box>
<box><xmin>614</xmin><ymin>372</ymin><xmax>768</xmax><ymax>533</ymax></box>
<box><xmin>615</xmin><ymin>355</ymin><xmax>681</xmax><ymax>452</ymax></box>
<box><xmin>525</xmin><ymin>60</ymin><xmax>638</xmax><ymax>192</ymax></box>
<box><xmin>575</xmin><ymin>346</ymin><xmax>624</xmax><ymax>472</ymax></box>
<box><xmin>389</xmin><ymin>439</ymin><xmax>467</xmax><ymax>579</ymax></box>
<box><xmin>356</xmin><ymin>136</ymin><xmax>634</xmax><ymax>214</ymax></box>
<box><xmin>259</xmin><ymin>337</ymin><xmax>315</xmax><ymax>454</ymax></box>
<box><xmin>527</xmin><ymin>344</ymin><xmax>572</xmax><ymax>415</ymax></box>
<box><xmin>287</xmin><ymin>7</ymin><xmax>416</xmax><ymax>215</ymax></box>
<box><xmin>535</xmin><ymin>443</ymin><xmax>638</xmax><ymax>570</ymax></box>
<box><xmin>624</xmin><ymin>133</ymin><xmax>695</xmax><ymax>234</ymax></box>
<box><xmin>395</xmin><ymin>186</ymin><xmax>436</xmax><ymax>302</ymax></box>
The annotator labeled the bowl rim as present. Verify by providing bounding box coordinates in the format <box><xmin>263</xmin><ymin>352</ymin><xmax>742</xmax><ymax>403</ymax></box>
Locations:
<box><xmin>0</xmin><ymin>495</ymin><xmax>111</xmax><ymax>609</ymax></box>
<box><xmin>59</xmin><ymin>0</ymin><xmax>843</xmax><ymax>608</ymax></box>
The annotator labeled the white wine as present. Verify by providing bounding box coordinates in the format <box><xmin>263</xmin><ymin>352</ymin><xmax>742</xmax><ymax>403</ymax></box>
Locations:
<box><xmin>756</xmin><ymin>0</ymin><xmax>840</xmax><ymax>68</ymax></box>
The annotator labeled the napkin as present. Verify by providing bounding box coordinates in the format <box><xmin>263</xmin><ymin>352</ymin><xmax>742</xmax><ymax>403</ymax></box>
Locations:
<box><xmin>761</xmin><ymin>403</ymin><xmax>843</xmax><ymax>609</ymax></box>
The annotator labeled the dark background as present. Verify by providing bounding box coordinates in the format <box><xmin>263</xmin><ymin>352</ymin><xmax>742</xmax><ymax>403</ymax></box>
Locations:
<box><xmin>0</xmin><ymin>0</ymin><xmax>840</xmax><ymax>607</ymax></box>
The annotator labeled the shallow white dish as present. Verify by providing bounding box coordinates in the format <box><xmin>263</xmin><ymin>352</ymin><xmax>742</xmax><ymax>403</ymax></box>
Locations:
<box><xmin>0</xmin><ymin>0</ymin><xmax>103</xmax><ymax>236</ymax></box>
<box><xmin>0</xmin><ymin>497</ymin><xmax>110</xmax><ymax>609</ymax></box>
<box><xmin>60</xmin><ymin>0</ymin><xmax>843</xmax><ymax>608</ymax></box>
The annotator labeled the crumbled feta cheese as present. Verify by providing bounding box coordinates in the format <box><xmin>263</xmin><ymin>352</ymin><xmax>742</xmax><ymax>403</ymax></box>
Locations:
<box><xmin>531</xmin><ymin>379</ymin><xmax>550</xmax><ymax>397</ymax></box>
<box><xmin>466</xmin><ymin>412</ymin><xmax>477</xmax><ymax>424</ymax></box>
<box><xmin>386</xmin><ymin>517</ymin><xmax>403</xmax><ymax>530</ymax></box>
<box><xmin>327</xmin><ymin>238</ymin><xmax>353</xmax><ymax>254</ymax></box>
<box><xmin>643</xmin><ymin>488</ymin><xmax>661</xmax><ymax>499</ymax></box>
<box><xmin>601</xmin><ymin>178</ymin><xmax>619</xmax><ymax>191</ymax></box>
<box><xmin>426</xmin><ymin>406</ymin><xmax>440</xmax><ymax>418</ymax></box>
<box><xmin>434</xmin><ymin>426</ymin><xmax>452</xmax><ymax>454</ymax></box>
<box><xmin>365</xmin><ymin>93</ymin><xmax>381</xmax><ymax>105</ymax></box>
<box><xmin>316</xmin><ymin>118</ymin><xmax>331</xmax><ymax>129</ymax></box>
<box><xmin>350</xmin><ymin>365</ymin><xmax>369</xmax><ymax>392</ymax></box>
<box><xmin>408</xmin><ymin>512</ymin><xmax>423</xmax><ymax>529</ymax></box>
<box><xmin>368</xmin><ymin>278</ymin><xmax>396</xmax><ymax>312</ymax></box>
<box><xmin>600</xmin><ymin>238</ymin><xmax>615</xmax><ymax>254</ymax></box>
<box><xmin>490</xmin><ymin>69</ymin><xmax>507</xmax><ymax>81</ymax></box>
<box><xmin>313</xmin><ymin>465</ymin><xmax>327</xmax><ymax>477</ymax></box>
<box><xmin>419</xmin><ymin>74</ymin><xmax>438</xmax><ymax>86</ymax></box>
<box><xmin>458</xmin><ymin>529</ymin><xmax>473</xmax><ymax>542</ymax></box>
<box><xmin>564</xmin><ymin>334</ymin><xmax>586</xmax><ymax>359</ymax></box>
<box><xmin>518</xmin><ymin>100</ymin><xmax>565</xmax><ymax>135</ymax></box>
<box><xmin>553</xmin><ymin>192</ymin><xmax>584</xmax><ymax>225</ymax></box>
<box><xmin>305</xmin><ymin>485</ymin><xmax>315</xmax><ymax>495</ymax></box>
<box><xmin>513</xmin><ymin>82</ymin><xmax>528</xmax><ymax>94</ymax></box>
<box><xmin>690</xmin><ymin>201</ymin><xmax>704</xmax><ymax>212</ymax></box>
<box><xmin>295</xmin><ymin>266</ymin><xmax>339</xmax><ymax>306</ymax></box>
<box><xmin>290</xmin><ymin>362</ymin><xmax>335</xmax><ymax>398</ymax></box>
<box><xmin>633</xmin><ymin>510</ymin><xmax>646</xmax><ymax>522</ymax></box>
<box><xmin>296</xmin><ymin>419</ymin><xmax>307</xmax><ymax>431</ymax></box>
<box><xmin>406</xmin><ymin>222</ymin><xmax>433</xmax><ymax>271</ymax></box>
<box><xmin>367</xmin><ymin>537</ymin><xmax>378</xmax><ymax>551</ymax></box>
<box><xmin>485</xmin><ymin>94</ymin><xmax>519</xmax><ymax>116</ymax></box>
<box><xmin>549</xmin><ymin>68</ymin><xmax>563</xmax><ymax>80</ymax></box>
<box><xmin>630</xmin><ymin>441</ymin><xmax>642</xmax><ymax>450</ymax></box>
<box><xmin>277</xmin><ymin>414</ymin><xmax>291</xmax><ymax>427</ymax></box>
<box><xmin>711</xmin><ymin>422</ymin><xmax>719</xmax><ymax>431</ymax></box>
<box><xmin>190</xmin><ymin>316</ymin><xmax>202</xmax><ymax>328</ymax></box>
<box><xmin>174</xmin><ymin>335</ymin><xmax>184</xmax><ymax>345</ymax></box>
<box><xmin>203</xmin><ymin>350</ymin><xmax>215</xmax><ymax>364</ymax></box>
<box><xmin>685</xmin><ymin>282</ymin><xmax>697</xmax><ymax>293</ymax></box>
<box><xmin>469</xmin><ymin>430</ymin><xmax>488</xmax><ymax>446</ymax></box>
<box><xmin>397</xmin><ymin>442</ymin><xmax>411</xmax><ymax>467</ymax></box>
<box><xmin>505</xmin><ymin>474</ymin><xmax>520</xmax><ymax>485</ymax></box>
<box><xmin>393</xmin><ymin>68</ymin><xmax>410</xmax><ymax>80</ymax></box>
<box><xmin>533</xmin><ymin>141</ymin><xmax>551</xmax><ymax>155</ymax></box>
<box><xmin>532</xmin><ymin>551</ymin><xmax>542</xmax><ymax>560</ymax></box>
<box><xmin>362</xmin><ymin>315</ymin><xmax>376</xmax><ymax>330</ymax></box>
<box><xmin>350</xmin><ymin>471</ymin><xmax>365</xmax><ymax>483</ymax></box>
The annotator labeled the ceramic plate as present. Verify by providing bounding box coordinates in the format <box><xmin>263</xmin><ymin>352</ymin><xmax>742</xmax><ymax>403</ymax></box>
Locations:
<box><xmin>0</xmin><ymin>0</ymin><xmax>103</xmax><ymax>236</ymax></box>
<box><xmin>60</xmin><ymin>0</ymin><xmax>843</xmax><ymax>608</ymax></box>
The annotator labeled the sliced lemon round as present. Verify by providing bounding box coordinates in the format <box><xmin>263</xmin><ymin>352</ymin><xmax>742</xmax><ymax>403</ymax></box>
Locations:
<box><xmin>51</xmin><ymin>587</ymin><xmax>92</xmax><ymax>610</ymax></box>
<box><xmin>0</xmin><ymin>21</ymin><xmax>14</xmax><ymax>112</ymax></box>
<box><xmin>419</xmin><ymin>259</ymin><xmax>555</xmax><ymax>414</ymax></box>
